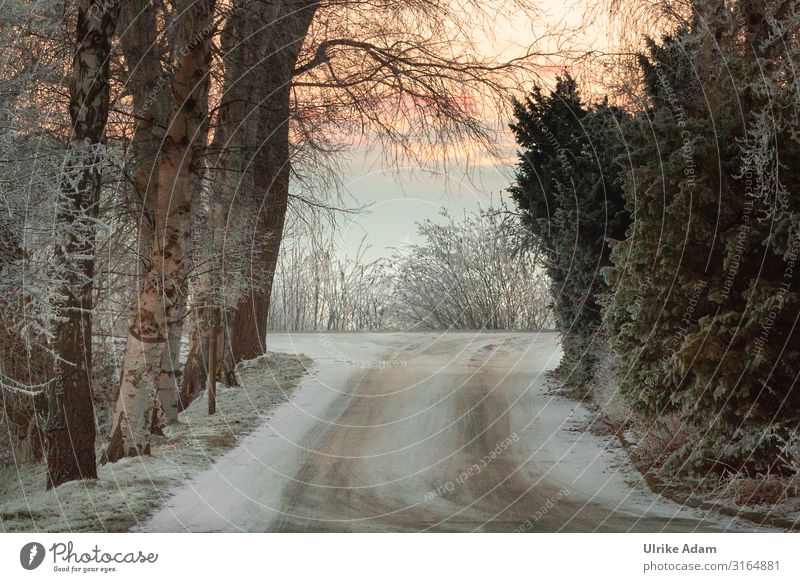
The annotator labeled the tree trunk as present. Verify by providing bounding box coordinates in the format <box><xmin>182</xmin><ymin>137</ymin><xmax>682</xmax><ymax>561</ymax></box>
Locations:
<box><xmin>207</xmin><ymin>309</ymin><xmax>218</xmax><ymax>415</ymax></box>
<box><xmin>180</xmin><ymin>296</ymin><xmax>211</xmax><ymax>409</ymax></box>
<box><xmin>105</xmin><ymin>0</ymin><xmax>216</xmax><ymax>463</ymax></box>
<box><xmin>218</xmin><ymin>314</ymin><xmax>237</xmax><ymax>385</ymax></box>
<box><xmin>118</xmin><ymin>0</ymin><xmax>181</xmax><ymax>429</ymax></box>
<box><xmin>46</xmin><ymin>0</ymin><xmax>117</xmax><ymax>489</ymax></box>
<box><xmin>181</xmin><ymin>256</ymin><xmax>232</xmax><ymax>406</ymax></box>
<box><xmin>226</xmin><ymin>0</ymin><xmax>319</xmax><ymax>368</ymax></box>
<box><xmin>230</xmin><ymin>285</ymin><xmax>273</xmax><ymax>361</ymax></box>
<box><xmin>155</xmin><ymin>296</ymin><xmax>186</xmax><ymax>424</ymax></box>
<box><xmin>118</xmin><ymin>0</ymin><xmax>166</xmax><ymax>251</ymax></box>
<box><xmin>181</xmin><ymin>6</ymin><xmax>246</xmax><ymax>402</ymax></box>
<box><xmin>227</xmin><ymin>95</ymin><xmax>293</xmax><ymax>364</ymax></box>
<box><xmin>228</xmin><ymin>180</ymin><xmax>288</xmax><ymax>363</ymax></box>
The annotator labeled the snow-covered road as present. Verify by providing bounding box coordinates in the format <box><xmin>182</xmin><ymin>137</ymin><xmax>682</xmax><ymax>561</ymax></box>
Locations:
<box><xmin>143</xmin><ymin>332</ymin><xmax>751</xmax><ymax>532</ymax></box>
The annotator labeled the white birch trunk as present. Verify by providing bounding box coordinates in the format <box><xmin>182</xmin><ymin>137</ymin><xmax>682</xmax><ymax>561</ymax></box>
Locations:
<box><xmin>105</xmin><ymin>0</ymin><xmax>216</xmax><ymax>461</ymax></box>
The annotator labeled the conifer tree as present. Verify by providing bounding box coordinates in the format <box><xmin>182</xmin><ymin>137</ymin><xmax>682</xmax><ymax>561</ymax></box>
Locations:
<box><xmin>604</xmin><ymin>1</ymin><xmax>800</xmax><ymax>474</ymax></box>
<box><xmin>510</xmin><ymin>76</ymin><xmax>629</xmax><ymax>392</ymax></box>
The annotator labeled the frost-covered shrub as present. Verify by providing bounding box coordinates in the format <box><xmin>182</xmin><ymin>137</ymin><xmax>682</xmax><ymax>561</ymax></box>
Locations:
<box><xmin>269</xmin><ymin>207</ymin><xmax>553</xmax><ymax>331</ymax></box>
<box><xmin>716</xmin><ymin>474</ymin><xmax>799</xmax><ymax>507</ymax></box>
<box><xmin>630</xmin><ymin>412</ymin><xmax>695</xmax><ymax>474</ymax></box>
<box><xmin>587</xmin><ymin>342</ymin><xmax>631</xmax><ymax>433</ymax></box>
<box><xmin>389</xmin><ymin>208</ymin><xmax>553</xmax><ymax>330</ymax></box>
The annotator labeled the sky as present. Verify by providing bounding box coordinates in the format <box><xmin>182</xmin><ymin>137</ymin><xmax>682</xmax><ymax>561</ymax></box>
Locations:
<box><xmin>299</xmin><ymin>0</ymin><xmax>612</xmax><ymax>262</ymax></box>
<box><xmin>331</xmin><ymin>148</ymin><xmax>516</xmax><ymax>262</ymax></box>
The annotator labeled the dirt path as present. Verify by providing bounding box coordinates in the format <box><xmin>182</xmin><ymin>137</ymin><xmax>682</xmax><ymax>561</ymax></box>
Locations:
<box><xmin>144</xmin><ymin>332</ymin><xmax>755</xmax><ymax>532</ymax></box>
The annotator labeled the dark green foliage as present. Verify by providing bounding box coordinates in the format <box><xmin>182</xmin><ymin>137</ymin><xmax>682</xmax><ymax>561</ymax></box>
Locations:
<box><xmin>510</xmin><ymin>2</ymin><xmax>800</xmax><ymax>479</ymax></box>
<box><xmin>603</xmin><ymin>2</ymin><xmax>800</xmax><ymax>476</ymax></box>
<box><xmin>509</xmin><ymin>76</ymin><xmax>630</xmax><ymax>393</ymax></box>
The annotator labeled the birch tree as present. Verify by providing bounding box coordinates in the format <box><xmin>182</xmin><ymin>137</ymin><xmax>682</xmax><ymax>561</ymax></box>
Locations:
<box><xmin>45</xmin><ymin>0</ymin><xmax>118</xmax><ymax>488</ymax></box>
<box><xmin>105</xmin><ymin>0</ymin><xmax>216</xmax><ymax>462</ymax></box>
<box><xmin>115</xmin><ymin>0</ymin><xmax>183</xmax><ymax>429</ymax></box>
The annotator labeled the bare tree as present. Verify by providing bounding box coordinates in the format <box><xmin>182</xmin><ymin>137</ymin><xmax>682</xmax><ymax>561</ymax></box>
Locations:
<box><xmin>268</xmin><ymin>231</ymin><xmax>394</xmax><ymax>332</ymax></box>
<box><xmin>0</xmin><ymin>4</ymin><xmax>66</xmax><ymax>468</ymax></box>
<box><xmin>217</xmin><ymin>0</ymin><xmax>321</xmax><ymax>366</ymax></box>
<box><xmin>215</xmin><ymin>0</ymin><xmax>550</xmax><ymax>374</ymax></box>
<box><xmin>177</xmin><ymin>1</ymin><xmax>323</xmax><ymax>404</ymax></box>
<box><xmin>181</xmin><ymin>3</ymin><xmax>254</xmax><ymax>405</ymax></box>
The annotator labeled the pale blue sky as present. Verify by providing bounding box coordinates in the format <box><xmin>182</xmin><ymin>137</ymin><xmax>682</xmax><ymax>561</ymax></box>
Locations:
<box><xmin>329</xmin><ymin>148</ymin><xmax>517</xmax><ymax>262</ymax></box>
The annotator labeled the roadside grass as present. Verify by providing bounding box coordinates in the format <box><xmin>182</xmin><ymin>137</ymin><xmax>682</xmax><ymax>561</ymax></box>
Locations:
<box><xmin>554</xmin><ymin>345</ymin><xmax>800</xmax><ymax>531</ymax></box>
<box><xmin>0</xmin><ymin>352</ymin><xmax>311</xmax><ymax>532</ymax></box>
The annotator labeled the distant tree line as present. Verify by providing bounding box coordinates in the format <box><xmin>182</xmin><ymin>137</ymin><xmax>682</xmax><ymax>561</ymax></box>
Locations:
<box><xmin>267</xmin><ymin>208</ymin><xmax>554</xmax><ymax>332</ymax></box>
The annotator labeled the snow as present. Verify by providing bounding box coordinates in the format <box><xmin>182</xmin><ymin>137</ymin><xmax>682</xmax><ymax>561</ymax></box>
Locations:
<box><xmin>1</xmin><ymin>332</ymin><xmax>777</xmax><ymax>532</ymax></box>
<box><xmin>144</xmin><ymin>332</ymin><xmax>766</xmax><ymax>532</ymax></box>
<box><xmin>143</xmin><ymin>332</ymin><xmax>397</xmax><ymax>532</ymax></box>
<box><xmin>0</xmin><ymin>351</ymin><xmax>310</xmax><ymax>532</ymax></box>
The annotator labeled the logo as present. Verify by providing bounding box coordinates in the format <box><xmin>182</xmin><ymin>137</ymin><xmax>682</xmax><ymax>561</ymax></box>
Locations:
<box><xmin>20</xmin><ymin>542</ymin><xmax>46</xmax><ymax>570</ymax></box>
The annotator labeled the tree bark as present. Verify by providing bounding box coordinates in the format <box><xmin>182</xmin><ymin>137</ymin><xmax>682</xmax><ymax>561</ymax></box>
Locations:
<box><xmin>181</xmin><ymin>6</ymin><xmax>246</xmax><ymax>403</ymax></box>
<box><xmin>155</xmin><ymin>297</ymin><xmax>186</xmax><ymax>424</ymax></box>
<box><xmin>180</xmin><ymin>292</ymin><xmax>209</xmax><ymax>409</ymax></box>
<box><xmin>226</xmin><ymin>0</ymin><xmax>319</xmax><ymax>368</ymax></box>
<box><xmin>46</xmin><ymin>0</ymin><xmax>117</xmax><ymax>489</ymax></box>
<box><xmin>229</xmin><ymin>188</ymin><xmax>287</xmax><ymax>362</ymax></box>
<box><xmin>181</xmin><ymin>218</ymin><xmax>231</xmax><ymax>406</ymax></box>
<box><xmin>105</xmin><ymin>0</ymin><xmax>216</xmax><ymax>462</ymax></box>
<box><xmin>207</xmin><ymin>309</ymin><xmax>218</xmax><ymax>415</ymax></box>
<box><xmin>119</xmin><ymin>0</ymin><xmax>166</xmax><ymax>250</ymax></box>
<box><xmin>181</xmin><ymin>190</ymin><xmax>237</xmax><ymax>405</ymax></box>
<box><xmin>117</xmin><ymin>0</ymin><xmax>184</xmax><ymax>428</ymax></box>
